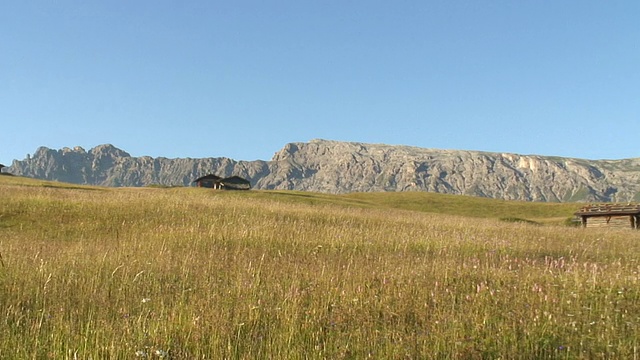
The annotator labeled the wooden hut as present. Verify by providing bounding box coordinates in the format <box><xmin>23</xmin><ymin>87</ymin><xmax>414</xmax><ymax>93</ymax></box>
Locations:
<box><xmin>192</xmin><ymin>174</ymin><xmax>251</xmax><ymax>190</ymax></box>
<box><xmin>219</xmin><ymin>176</ymin><xmax>251</xmax><ymax>190</ymax></box>
<box><xmin>193</xmin><ymin>174</ymin><xmax>223</xmax><ymax>189</ymax></box>
<box><xmin>574</xmin><ymin>204</ymin><xmax>640</xmax><ymax>229</ymax></box>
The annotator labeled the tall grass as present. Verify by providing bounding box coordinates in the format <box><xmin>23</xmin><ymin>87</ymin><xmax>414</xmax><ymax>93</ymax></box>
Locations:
<box><xmin>1</xmin><ymin>178</ymin><xmax>640</xmax><ymax>359</ymax></box>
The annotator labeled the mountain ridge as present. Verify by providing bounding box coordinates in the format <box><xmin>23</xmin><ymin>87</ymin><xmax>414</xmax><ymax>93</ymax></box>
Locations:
<box><xmin>9</xmin><ymin>139</ymin><xmax>640</xmax><ymax>202</ymax></box>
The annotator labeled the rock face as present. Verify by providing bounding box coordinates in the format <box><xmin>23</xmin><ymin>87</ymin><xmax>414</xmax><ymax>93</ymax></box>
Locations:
<box><xmin>9</xmin><ymin>139</ymin><xmax>640</xmax><ymax>202</ymax></box>
<box><xmin>10</xmin><ymin>144</ymin><xmax>270</xmax><ymax>188</ymax></box>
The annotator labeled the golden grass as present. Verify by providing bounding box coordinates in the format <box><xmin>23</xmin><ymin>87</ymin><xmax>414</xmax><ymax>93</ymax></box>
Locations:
<box><xmin>1</xmin><ymin>177</ymin><xmax>640</xmax><ymax>359</ymax></box>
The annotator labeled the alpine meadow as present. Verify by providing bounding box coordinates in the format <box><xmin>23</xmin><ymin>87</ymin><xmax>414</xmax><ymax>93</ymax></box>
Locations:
<box><xmin>2</xmin><ymin>175</ymin><xmax>640</xmax><ymax>359</ymax></box>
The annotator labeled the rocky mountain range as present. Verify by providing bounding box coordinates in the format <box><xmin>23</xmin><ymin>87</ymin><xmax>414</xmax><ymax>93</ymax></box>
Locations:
<box><xmin>8</xmin><ymin>139</ymin><xmax>640</xmax><ymax>202</ymax></box>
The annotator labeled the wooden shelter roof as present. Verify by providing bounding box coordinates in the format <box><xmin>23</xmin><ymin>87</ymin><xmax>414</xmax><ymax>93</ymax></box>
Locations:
<box><xmin>219</xmin><ymin>176</ymin><xmax>251</xmax><ymax>190</ymax></box>
<box><xmin>221</xmin><ymin>176</ymin><xmax>250</xmax><ymax>184</ymax></box>
<box><xmin>192</xmin><ymin>174</ymin><xmax>222</xmax><ymax>183</ymax></box>
<box><xmin>575</xmin><ymin>204</ymin><xmax>640</xmax><ymax>217</ymax></box>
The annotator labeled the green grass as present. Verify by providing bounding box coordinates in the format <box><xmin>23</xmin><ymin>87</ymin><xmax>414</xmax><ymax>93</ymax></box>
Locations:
<box><xmin>1</xmin><ymin>176</ymin><xmax>639</xmax><ymax>359</ymax></box>
<box><xmin>203</xmin><ymin>188</ymin><xmax>579</xmax><ymax>225</ymax></box>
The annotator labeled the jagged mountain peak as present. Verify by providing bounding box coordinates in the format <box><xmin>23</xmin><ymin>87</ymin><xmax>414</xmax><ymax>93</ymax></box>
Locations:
<box><xmin>88</xmin><ymin>144</ymin><xmax>131</xmax><ymax>158</ymax></box>
<box><xmin>8</xmin><ymin>140</ymin><xmax>640</xmax><ymax>202</ymax></box>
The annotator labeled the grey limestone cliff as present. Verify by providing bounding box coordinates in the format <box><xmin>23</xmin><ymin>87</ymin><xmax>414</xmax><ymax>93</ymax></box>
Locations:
<box><xmin>9</xmin><ymin>139</ymin><xmax>640</xmax><ymax>202</ymax></box>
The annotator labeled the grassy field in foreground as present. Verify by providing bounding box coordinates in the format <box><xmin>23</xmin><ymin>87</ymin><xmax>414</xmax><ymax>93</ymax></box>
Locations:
<box><xmin>1</xmin><ymin>176</ymin><xmax>640</xmax><ymax>359</ymax></box>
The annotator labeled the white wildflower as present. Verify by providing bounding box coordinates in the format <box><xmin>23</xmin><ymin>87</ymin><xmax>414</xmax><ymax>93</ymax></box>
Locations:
<box><xmin>155</xmin><ymin>349</ymin><xmax>168</xmax><ymax>357</ymax></box>
<box><xmin>135</xmin><ymin>350</ymin><xmax>147</xmax><ymax>357</ymax></box>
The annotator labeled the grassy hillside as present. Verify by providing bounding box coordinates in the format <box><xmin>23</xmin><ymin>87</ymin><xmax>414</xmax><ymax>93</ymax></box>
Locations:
<box><xmin>0</xmin><ymin>175</ymin><xmax>580</xmax><ymax>222</ymax></box>
<box><xmin>1</xmin><ymin>176</ymin><xmax>639</xmax><ymax>358</ymax></box>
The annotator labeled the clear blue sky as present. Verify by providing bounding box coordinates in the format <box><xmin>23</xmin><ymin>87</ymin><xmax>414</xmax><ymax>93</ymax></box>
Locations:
<box><xmin>1</xmin><ymin>1</ymin><xmax>638</xmax><ymax>165</ymax></box>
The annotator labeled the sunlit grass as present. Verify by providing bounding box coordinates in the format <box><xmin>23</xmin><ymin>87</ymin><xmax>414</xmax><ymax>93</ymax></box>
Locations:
<box><xmin>1</xmin><ymin>177</ymin><xmax>639</xmax><ymax>358</ymax></box>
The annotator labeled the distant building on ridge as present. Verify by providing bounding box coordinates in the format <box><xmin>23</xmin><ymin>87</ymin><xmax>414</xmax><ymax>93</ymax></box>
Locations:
<box><xmin>193</xmin><ymin>174</ymin><xmax>223</xmax><ymax>189</ymax></box>
<box><xmin>193</xmin><ymin>174</ymin><xmax>250</xmax><ymax>190</ymax></box>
